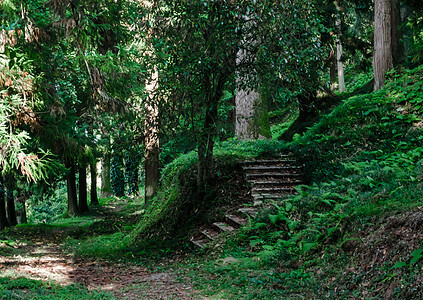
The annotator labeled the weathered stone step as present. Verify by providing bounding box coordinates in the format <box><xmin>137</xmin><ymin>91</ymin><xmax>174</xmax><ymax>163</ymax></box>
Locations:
<box><xmin>243</xmin><ymin>166</ymin><xmax>302</xmax><ymax>171</ymax></box>
<box><xmin>201</xmin><ymin>228</ymin><xmax>220</xmax><ymax>241</ymax></box>
<box><xmin>225</xmin><ymin>214</ymin><xmax>247</xmax><ymax>227</ymax></box>
<box><xmin>246</xmin><ymin>172</ymin><xmax>302</xmax><ymax>178</ymax></box>
<box><xmin>190</xmin><ymin>238</ymin><xmax>207</xmax><ymax>249</ymax></box>
<box><xmin>213</xmin><ymin>222</ymin><xmax>236</xmax><ymax>233</ymax></box>
<box><xmin>238</xmin><ymin>207</ymin><xmax>259</xmax><ymax>218</ymax></box>
<box><xmin>250</xmin><ymin>179</ymin><xmax>303</xmax><ymax>186</ymax></box>
<box><xmin>241</xmin><ymin>159</ymin><xmax>298</xmax><ymax>165</ymax></box>
<box><xmin>252</xmin><ymin>192</ymin><xmax>296</xmax><ymax>201</ymax></box>
<box><xmin>252</xmin><ymin>187</ymin><xmax>296</xmax><ymax>193</ymax></box>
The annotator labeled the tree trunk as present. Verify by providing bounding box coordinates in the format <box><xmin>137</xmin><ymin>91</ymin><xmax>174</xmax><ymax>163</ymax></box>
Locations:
<box><xmin>235</xmin><ymin>46</ymin><xmax>270</xmax><ymax>139</ymax></box>
<box><xmin>65</xmin><ymin>158</ymin><xmax>79</xmax><ymax>216</ymax></box>
<box><xmin>329</xmin><ymin>47</ymin><xmax>337</xmax><ymax>91</ymax></box>
<box><xmin>144</xmin><ymin>68</ymin><xmax>160</xmax><ymax>207</ymax></box>
<box><xmin>6</xmin><ymin>175</ymin><xmax>17</xmax><ymax>226</ymax></box>
<box><xmin>90</xmin><ymin>160</ymin><xmax>99</xmax><ymax>205</ymax></box>
<box><xmin>101</xmin><ymin>153</ymin><xmax>112</xmax><ymax>198</ymax></box>
<box><xmin>374</xmin><ymin>0</ymin><xmax>394</xmax><ymax>91</ymax></box>
<box><xmin>335</xmin><ymin>1</ymin><xmax>346</xmax><ymax>93</ymax></box>
<box><xmin>16</xmin><ymin>195</ymin><xmax>27</xmax><ymax>224</ymax></box>
<box><xmin>197</xmin><ymin>75</ymin><xmax>225</xmax><ymax>190</ymax></box>
<box><xmin>0</xmin><ymin>177</ymin><xmax>9</xmax><ymax>230</ymax></box>
<box><xmin>78</xmin><ymin>163</ymin><xmax>88</xmax><ymax>213</ymax></box>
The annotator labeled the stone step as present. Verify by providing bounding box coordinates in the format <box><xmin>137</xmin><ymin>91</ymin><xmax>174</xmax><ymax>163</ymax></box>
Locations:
<box><xmin>246</xmin><ymin>172</ymin><xmax>302</xmax><ymax>178</ymax></box>
<box><xmin>252</xmin><ymin>187</ymin><xmax>296</xmax><ymax>193</ymax></box>
<box><xmin>225</xmin><ymin>214</ymin><xmax>247</xmax><ymax>227</ymax></box>
<box><xmin>241</xmin><ymin>159</ymin><xmax>298</xmax><ymax>165</ymax></box>
<box><xmin>238</xmin><ymin>207</ymin><xmax>259</xmax><ymax>218</ymax></box>
<box><xmin>190</xmin><ymin>238</ymin><xmax>207</xmax><ymax>249</ymax></box>
<box><xmin>250</xmin><ymin>179</ymin><xmax>303</xmax><ymax>185</ymax></box>
<box><xmin>243</xmin><ymin>166</ymin><xmax>302</xmax><ymax>171</ymax></box>
<box><xmin>200</xmin><ymin>228</ymin><xmax>220</xmax><ymax>241</ymax></box>
<box><xmin>213</xmin><ymin>222</ymin><xmax>236</xmax><ymax>233</ymax></box>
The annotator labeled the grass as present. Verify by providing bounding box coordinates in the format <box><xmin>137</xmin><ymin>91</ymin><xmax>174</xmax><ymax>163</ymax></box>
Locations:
<box><xmin>0</xmin><ymin>277</ymin><xmax>113</xmax><ymax>299</ymax></box>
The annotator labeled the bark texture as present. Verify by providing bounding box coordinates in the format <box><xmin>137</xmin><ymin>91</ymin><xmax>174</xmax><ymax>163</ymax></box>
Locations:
<box><xmin>101</xmin><ymin>150</ymin><xmax>112</xmax><ymax>198</ymax></box>
<box><xmin>6</xmin><ymin>175</ymin><xmax>17</xmax><ymax>226</ymax></box>
<box><xmin>66</xmin><ymin>159</ymin><xmax>79</xmax><ymax>216</ymax></box>
<box><xmin>0</xmin><ymin>177</ymin><xmax>9</xmax><ymax>230</ymax></box>
<box><xmin>374</xmin><ymin>0</ymin><xmax>394</xmax><ymax>91</ymax></box>
<box><xmin>144</xmin><ymin>68</ymin><xmax>160</xmax><ymax>207</ymax></box>
<box><xmin>335</xmin><ymin>1</ymin><xmax>346</xmax><ymax>93</ymax></box>
<box><xmin>91</xmin><ymin>160</ymin><xmax>99</xmax><ymax>205</ymax></box>
<box><xmin>235</xmin><ymin>52</ymin><xmax>270</xmax><ymax>139</ymax></box>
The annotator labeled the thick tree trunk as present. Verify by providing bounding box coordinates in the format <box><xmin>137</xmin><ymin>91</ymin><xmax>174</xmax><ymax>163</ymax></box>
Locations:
<box><xmin>335</xmin><ymin>1</ymin><xmax>346</xmax><ymax>93</ymax></box>
<box><xmin>235</xmin><ymin>47</ymin><xmax>270</xmax><ymax>139</ymax></box>
<box><xmin>65</xmin><ymin>159</ymin><xmax>79</xmax><ymax>216</ymax></box>
<box><xmin>374</xmin><ymin>0</ymin><xmax>394</xmax><ymax>91</ymax></box>
<box><xmin>0</xmin><ymin>177</ymin><xmax>9</xmax><ymax>230</ymax></box>
<box><xmin>329</xmin><ymin>48</ymin><xmax>337</xmax><ymax>91</ymax></box>
<box><xmin>90</xmin><ymin>160</ymin><xmax>99</xmax><ymax>205</ymax></box>
<box><xmin>144</xmin><ymin>68</ymin><xmax>160</xmax><ymax>207</ymax></box>
<box><xmin>336</xmin><ymin>43</ymin><xmax>346</xmax><ymax>92</ymax></box>
<box><xmin>101</xmin><ymin>153</ymin><xmax>112</xmax><ymax>198</ymax></box>
<box><xmin>78</xmin><ymin>163</ymin><xmax>88</xmax><ymax>213</ymax></box>
<box><xmin>6</xmin><ymin>175</ymin><xmax>17</xmax><ymax>226</ymax></box>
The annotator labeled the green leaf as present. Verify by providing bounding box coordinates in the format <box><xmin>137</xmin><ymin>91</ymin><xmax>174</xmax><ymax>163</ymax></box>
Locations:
<box><xmin>410</xmin><ymin>249</ymin><xmax>423</xmax><ymax>265</ymax></box>
<box><xmin>262</xmin><ymin>245</ymin><xmax>274</xmax><ymax>251</ymax></box>
<box><xmin>392</xmin><ymin>261</ymin><xmax>407</xmax><ymax>269</ymax></box>
<box><xmin>285</xmin><ymin>201</ymin><xmax>293</xmax><ymax>212</ymax></box>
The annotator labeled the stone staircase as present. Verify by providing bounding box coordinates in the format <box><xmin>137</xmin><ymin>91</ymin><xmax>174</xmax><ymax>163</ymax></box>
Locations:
<box><xmin>242</xmin><ymin>154</ymin><xmax>303</xmax><ymax>205</ymax></box>
<box><xmin>190</xmin><ymin>155</ymin><xmax>303</xmax><ymax>249</ymax></box>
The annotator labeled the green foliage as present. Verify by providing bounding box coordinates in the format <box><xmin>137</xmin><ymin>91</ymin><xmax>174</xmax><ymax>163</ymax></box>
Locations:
<box><xmin>111</xmin><ymin>142</ymin><xmax>125</xmax><ymax>197</ymax></box>
<box><xmin>183</xmin><ymin>65</ymin><xmax>423</xmax><ymax>298</ymax></box>
<box><xmin>26</xmin><ymin>182</ymin><xmax>68</xmax><ymax>224</ymax></box>
<box><xmin>0</xmin><ymin>277</ymin><xmax>112</xmax><ymax>299</ymax></box>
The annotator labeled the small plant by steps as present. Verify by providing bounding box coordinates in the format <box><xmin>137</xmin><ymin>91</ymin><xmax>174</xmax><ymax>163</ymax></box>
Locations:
<box><xmin>190</xmin><ymin>154</ymin><xmax>304</xmax><ymax>248</ymax></box>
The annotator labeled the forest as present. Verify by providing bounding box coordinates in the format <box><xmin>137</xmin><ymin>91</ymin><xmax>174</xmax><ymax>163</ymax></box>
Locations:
<box><xmin>1</xmin><ymin>0</ymin><xmax>423</xmax><ymax>298</ymax></box>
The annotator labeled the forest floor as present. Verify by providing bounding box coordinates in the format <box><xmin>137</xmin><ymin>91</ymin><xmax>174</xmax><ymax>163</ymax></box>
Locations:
<box><xmin>0</xmin><ymin>201</ymin><xmax>199</xmax><ymax>299</ymax></box>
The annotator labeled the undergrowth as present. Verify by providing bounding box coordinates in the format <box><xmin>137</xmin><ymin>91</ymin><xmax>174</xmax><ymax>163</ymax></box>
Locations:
<box><xmin>66</xmin><ymin>66</ymin><xmax>423</xmax><ymax>298</ymax></box>
<box><xmin>0</xmin><ymin>277</ymin><xmax>112</xmax><ymax>299</ymax></box>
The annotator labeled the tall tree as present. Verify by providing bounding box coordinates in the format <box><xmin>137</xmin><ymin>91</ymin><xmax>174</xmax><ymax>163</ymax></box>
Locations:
<box><xmin>5</xmin><ymin>175</ymin><xmax>17</xmax><ymax>226</ymax></box>
<box><xmin>90</xmin><ymin>159</ymin><xmax>99</xmax><ymax>205</ymax></box>
<box><xmin>65</xmin><ymin>158</ymin><xmax>79</xmax><ymax>216</ymax></box>
<box><xmin>144</xmin><ymin>67</ymin><xmax>160</xmax><ymax>205</ymax></box>
<box><xmin>335</xmin><ymin>0</ymin><xmax>346</xmax><ymax>93</ymax></box>
<box><xmin>148</xmin><ymin>0</ymin><xmax>326</xmax><ymax>187</ymax></box>
<box><xmin>0</xmin><ymin>177</ymin><xmax>9</xmax><ymax>230</ymax></box>
<box><xmin>373</xmin><ymin>0</ymin><xmax>394</xmax><ymax>90</ymax></box>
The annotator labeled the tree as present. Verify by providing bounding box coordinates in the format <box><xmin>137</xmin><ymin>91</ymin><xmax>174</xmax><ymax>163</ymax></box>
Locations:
<box><xmin>335</xmin><ymin>0</ymin><xmax>346</xmax><ymax>93</ymax></box>
<box><xmin>146</xmin><ymin>0</ymin><xmax>326</xmax><ymax>189</ymax></box>
<box><xmin>0</xmin><ymin>177</ymin><xmax>9</xmax><ymax>230</ymax></box>
<box><xmin>5</xmin><ymin>174</ymin><xmax>17</xmax><ymax>226</ymax></box>
<box><xmin>373</xmin><ymin>0</ymin><xmax>396</xmax><ymax>90</ymax></box>
<box><xmin>144</xmin><ymin>67</ymin><xmax>160</xmax><ymax>205</ymax></box>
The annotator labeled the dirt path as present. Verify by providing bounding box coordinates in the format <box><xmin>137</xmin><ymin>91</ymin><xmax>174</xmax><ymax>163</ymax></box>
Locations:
<box><xmin>0</xmin><ymin>204</ymin><xmax>199</xmax><ymax>299</ymax></box>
